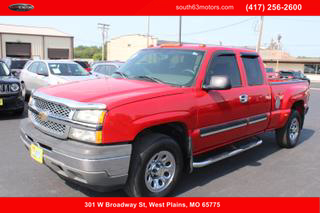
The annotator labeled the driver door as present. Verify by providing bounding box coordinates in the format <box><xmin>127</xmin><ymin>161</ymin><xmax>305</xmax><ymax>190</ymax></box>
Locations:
<box><xmin>196</xmin><ymin>51</ymin><xmax>251</xmax><ymax>152</ymax></box>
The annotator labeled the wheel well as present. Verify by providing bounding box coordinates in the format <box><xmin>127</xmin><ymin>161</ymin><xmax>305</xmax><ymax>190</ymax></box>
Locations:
<box><xmin>292</xmin><ymin>100</ymin><xmax>304</xmax><ymax>116</ymax></box>
<box><xmin>291</xmin><ymin>100</ymin><xmax>305</xmax><ymax>127</ymax></box>
<box><xmin>134</xmin><ymin>122</ymin><xmax>192</xmax><ymax>172</ymax></box>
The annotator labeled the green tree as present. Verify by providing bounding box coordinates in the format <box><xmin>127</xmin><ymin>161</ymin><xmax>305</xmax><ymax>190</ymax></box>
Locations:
<box><xmin>93</xmin><ymin>52</ymin><xmax>102</xmax><ymax>61</ymax></box>
<box><xmin>74</xmin><ymin>46</ymin><xmax>102</xmax><ymax>60</ymax></box>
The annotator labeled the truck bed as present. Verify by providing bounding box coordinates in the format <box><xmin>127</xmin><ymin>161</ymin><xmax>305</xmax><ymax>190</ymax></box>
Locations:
<box><xmin>267</xmin><ymin>78</ymin><xmax>310</xmax><ymax>131</ymax></box>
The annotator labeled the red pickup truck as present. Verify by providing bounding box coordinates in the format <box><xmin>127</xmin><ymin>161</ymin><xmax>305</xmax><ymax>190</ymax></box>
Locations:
<box><xmin>20</xmin><ymin>45</ymin><xmax>310</xmax><ymax>197</ymax></box>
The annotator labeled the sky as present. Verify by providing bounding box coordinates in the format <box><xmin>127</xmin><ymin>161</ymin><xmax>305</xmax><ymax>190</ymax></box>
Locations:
<box><xmin>1</xmin><ymin>16</ymin><xmax>320</xmax><ymax>57</ymax></box>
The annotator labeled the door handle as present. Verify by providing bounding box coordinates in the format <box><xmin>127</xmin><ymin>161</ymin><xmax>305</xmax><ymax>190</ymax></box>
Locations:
<box><xmin>239</xmin><ymin>94</ymin><xmax>249</xmax><ymax>103</ymax></box>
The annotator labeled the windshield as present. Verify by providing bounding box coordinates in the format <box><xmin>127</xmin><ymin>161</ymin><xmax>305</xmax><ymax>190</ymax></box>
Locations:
<box><xmin>48</xmin><ymin>63</ymin><xmax>89</xmax><ymax>76</ymax></box>
<box><xmin>116</xmin><ymin>49</ymin><xmax>205</xmax><ymax>86</ymax></box>
<box><xmin>11</xmin><ymin>60</ymin><xmax>28</xmax><ymax>69</ymax></box>
<box><xmin>0</xmin><ymin>62</ymin><xmax>10</xmax><ymax>76</ymax></box>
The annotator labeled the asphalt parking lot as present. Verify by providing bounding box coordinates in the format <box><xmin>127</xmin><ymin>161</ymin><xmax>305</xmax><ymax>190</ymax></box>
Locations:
<box><xmin>0</xmin><ymin>83</ymin><xmax>320</xmax><ymax>197</ymax></box>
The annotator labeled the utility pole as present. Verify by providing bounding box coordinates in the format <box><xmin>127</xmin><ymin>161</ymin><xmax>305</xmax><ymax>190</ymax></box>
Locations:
<box><xmin>256</xmin><ymin>16</ymin><xmax>264</xmax><ymax>53</ymax></box>
<box><xmin>98</xmin><ymin>23</ymin><xmax>110</xmax><ymax>61</ymax></box>
<box><xmin>147</xmin><ymin>16</ymin><xmax>150</xmax><ymax>47</ymax></box>
<box><xmin>178</xmin><ymin>16</ymin><xmax>182</xmax><ymax>45</ymax></box>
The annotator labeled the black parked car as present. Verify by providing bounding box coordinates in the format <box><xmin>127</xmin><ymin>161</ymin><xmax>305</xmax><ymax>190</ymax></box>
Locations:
<box><xmin>74</xmin><ymin>60</ymin><xmax>91</xmax><ymax>72</ymax></box>
<box><xmin>2</xmin><ymin>58</ymin><xmax>29</xmax><ymax>78</ymax></box>
<box><xmin>0</xmin><ymin>60</ymin><xmax>25</xmax><ymax>115</ymax></box>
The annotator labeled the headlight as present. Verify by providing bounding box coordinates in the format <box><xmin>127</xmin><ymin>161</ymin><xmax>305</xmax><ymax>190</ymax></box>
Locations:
<box><xmin>10</xmin><ymin>83</ymin><xmax>20</xmax><ymax>92</ymax></box>
<box><xmin>73</xmin><ymin>110</ymin><xmax>106</xmax><ymax>124</ymax></box>
<box><xmin>69</xmin><ymin>128</ymin><xmax>102</xmax><ymax>144</ymax></box>
<box><xmin>28</xmin><ymin>95</ymin><xmax>34</xmax><ymax>106</ymax></box>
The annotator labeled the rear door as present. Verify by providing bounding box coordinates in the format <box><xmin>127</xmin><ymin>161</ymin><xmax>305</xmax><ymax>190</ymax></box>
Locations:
<box><xmin>33</xmin><ymin>62</ymin><xmax>50</xmax><ymax>89</ymax></box>
<box><xmin>240</xmin><ymin>53</ymin><xmax>272</xmax><ymax>135</ymax></box>
<box><xmin>23</xmin><ymin>62</ymin><xmax>39</xmax><ymax>91</ymax></box>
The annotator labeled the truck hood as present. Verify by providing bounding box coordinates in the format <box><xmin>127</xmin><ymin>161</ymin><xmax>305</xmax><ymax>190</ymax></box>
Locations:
<box><xmin>37</xmin><ymin>77</ymin><xmax>184</xmax><ymax>110</ymax></box>
<box><xmin>0</xmin><ymin>75</ymin><xmax>19</xmax><ymax>83</ymax></box>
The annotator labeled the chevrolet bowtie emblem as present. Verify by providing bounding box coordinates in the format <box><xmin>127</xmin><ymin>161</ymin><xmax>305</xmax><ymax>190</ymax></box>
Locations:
<box><xmin>38</xmin><ymin>112</ymin><xmax>48</xmax><ymax>122</ymax></box>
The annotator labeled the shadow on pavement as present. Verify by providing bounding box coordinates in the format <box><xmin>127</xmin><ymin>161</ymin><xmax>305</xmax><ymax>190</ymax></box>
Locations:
<box><xmin>64</xmin><ymin>129</ymin><xmax>314</xmax><ymax>197</ymax></box>
<box><xmin>0</xmin><ymin>103</ymin><xmax>28</xmax><ymax>120</ymax></box>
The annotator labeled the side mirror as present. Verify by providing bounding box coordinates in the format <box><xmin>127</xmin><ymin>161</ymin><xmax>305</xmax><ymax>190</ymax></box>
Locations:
<box><xmin>203</xmin><ymin>75</ymin><xmax>232</xmax><ymax>90</ymax></box>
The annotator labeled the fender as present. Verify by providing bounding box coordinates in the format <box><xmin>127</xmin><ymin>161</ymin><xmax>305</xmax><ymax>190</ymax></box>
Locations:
<box><xmin>102</xmin><ymin>110</ymin><xmax>194</xmax><ymax>143</ymax></box>
<box><xmin>268</xmin><ymin>82</ymin><xmax>308</xmax><ymax>130</ymax></box>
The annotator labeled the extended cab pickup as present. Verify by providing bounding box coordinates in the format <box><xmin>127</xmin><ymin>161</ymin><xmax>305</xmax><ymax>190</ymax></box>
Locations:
<box><xmin>20</xmin><ymin>45</ymin><xmax>310</xmax><ymax>197</ymax></box>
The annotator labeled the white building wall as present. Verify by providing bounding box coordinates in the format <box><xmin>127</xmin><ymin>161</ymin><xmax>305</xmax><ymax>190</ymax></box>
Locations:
<box><xmin>1</xmin><ymin>34</ymin><xmax>43</xmax><ymax>58</ymax></box>
<box><xmin>107</xmin><ymin>35</ymin><xmax>157</xmax><ymax>61</ymax></box>
<box><xmin>44</xmin><ymin>36</ymin><xmax>72</xmax><ymax>59</ymax></box>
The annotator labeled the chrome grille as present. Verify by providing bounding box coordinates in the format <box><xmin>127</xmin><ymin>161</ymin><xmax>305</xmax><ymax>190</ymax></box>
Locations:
<box><xmin>30</xmin><ymin>111</ymin><xmax>67</xmax><ymax>137</ymax></box>
<box><xmin>34</xmin><ymin>97</ymin><xmax>71</xmax><ymax>118</ymax></box>
<box><xmin>0</xmin><ymin>84</ymin><xmax>10</xmax><ymax>93</ymax></box>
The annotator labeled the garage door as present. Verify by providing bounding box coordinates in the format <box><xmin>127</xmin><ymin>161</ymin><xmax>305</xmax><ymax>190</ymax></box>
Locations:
<box><xmin>48</xmin><ymin>48</ymin><xmax>69</xmax><ymax>59</ymax></box>
<box><xmin>6</xmin><ymin>42</ymin><xmax>31</xmax><ymax>58</ymax></box>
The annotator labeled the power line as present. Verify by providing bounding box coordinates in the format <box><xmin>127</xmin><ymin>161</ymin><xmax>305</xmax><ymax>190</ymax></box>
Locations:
<box><xmin>155</xmin><ymin>17</ymin><xmax>257</xmax><ymax>37</ymax></box>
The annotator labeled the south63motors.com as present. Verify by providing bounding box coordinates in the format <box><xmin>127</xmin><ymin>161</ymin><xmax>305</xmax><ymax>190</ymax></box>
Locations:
<box><xmin>85</xmin><ymin>201</ymin><xmax>221</xmax><ymax>208</ymax></box>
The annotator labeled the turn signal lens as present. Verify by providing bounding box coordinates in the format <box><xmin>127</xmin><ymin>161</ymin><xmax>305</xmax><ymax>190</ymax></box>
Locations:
<box><xmin>96</xmin><ymin>131</ymin><xmax>102</xmax><ymax>144</ymax></box>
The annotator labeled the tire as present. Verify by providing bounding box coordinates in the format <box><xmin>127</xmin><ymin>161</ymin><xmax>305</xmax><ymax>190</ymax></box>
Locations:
<box><xmin>276</xmin><ymin>110</ymin><xmax>301</xmax><ymax>148</ymax></box>
<box><xmin>125</xmin><ymin>133</ymin><xmax>183</xmax><ymax>197</ymax></box>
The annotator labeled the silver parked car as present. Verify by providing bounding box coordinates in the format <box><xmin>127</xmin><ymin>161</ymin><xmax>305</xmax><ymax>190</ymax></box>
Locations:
<box><xmin>20</xmin><ymin>60</ymin><xmax>96</xmax><ymax>97</ymax></box>
<box><xmin>91</xmin><ymin>62</ymin><xmax>124</xmax><ymax>77</ymax></box>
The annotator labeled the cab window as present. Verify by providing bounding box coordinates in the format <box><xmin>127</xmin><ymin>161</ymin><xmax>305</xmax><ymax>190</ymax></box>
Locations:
<box><xmin>205</xmin><ymin>54</ymin><xmax>242</xmax><ymax>87</ymax></box>
<box><xmin>242</xmin><ymin>56</ymin><xmax>264</xmax><ymax>85</ymax></box>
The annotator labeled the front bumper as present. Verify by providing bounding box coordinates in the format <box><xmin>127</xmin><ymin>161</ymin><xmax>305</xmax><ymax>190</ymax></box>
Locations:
<box><xmin>0</xmin><ymin>93</ymin><xmax>24</xmax><ymax>112</ymax></box>
<box><xmin>20</xmin><ymin>118</ymin><xmax>132</xmax><ymax>192</ymax></box>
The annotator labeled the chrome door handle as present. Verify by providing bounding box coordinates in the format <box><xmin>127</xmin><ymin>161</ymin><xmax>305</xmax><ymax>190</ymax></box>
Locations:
<box><xmin>239</xmin><ymin>94</ymin><xmax>249</xmax><ymax>103</ymax></box>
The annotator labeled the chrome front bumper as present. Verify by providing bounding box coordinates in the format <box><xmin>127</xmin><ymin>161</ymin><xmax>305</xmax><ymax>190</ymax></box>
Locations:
<box><xmin>20</xmin><ymin>118</ymin><xmax>132</xmax><ymax>192</ymax></box>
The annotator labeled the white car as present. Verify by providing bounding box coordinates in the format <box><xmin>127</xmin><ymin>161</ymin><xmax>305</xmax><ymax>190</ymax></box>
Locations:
<box><xmin>20</xmin><ymin>60</ymin><xmax>96</xmax><ymax>97</ymax></box>
<box><xmin>91</xmin><ymin>62</ymin><xmax>124</xmax><ymax>77</ymax></box>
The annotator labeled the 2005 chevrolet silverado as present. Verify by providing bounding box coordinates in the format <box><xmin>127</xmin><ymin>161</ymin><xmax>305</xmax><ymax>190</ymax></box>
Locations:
<box><xmin>20</xmin><ymin>45</ymin><xmax>310</xmax><ymax>197</ymax></box>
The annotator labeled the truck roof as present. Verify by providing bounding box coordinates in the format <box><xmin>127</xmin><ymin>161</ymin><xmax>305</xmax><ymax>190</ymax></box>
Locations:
<box><xmin>148</xmin><ymin>44</ymin><xmax>256</xmax><ymax>53</ymax></box>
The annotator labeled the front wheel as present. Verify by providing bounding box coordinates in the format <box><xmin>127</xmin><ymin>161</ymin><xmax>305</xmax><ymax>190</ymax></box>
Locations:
<box><xmin>125</xmin><ymin>133</ymin><xmax>183</xmax><ymax>197</ymax></box>
<box><xmin>276</xmin><ymin>110</ymin><xmax>301</xmax><ymax>148</ymax></box>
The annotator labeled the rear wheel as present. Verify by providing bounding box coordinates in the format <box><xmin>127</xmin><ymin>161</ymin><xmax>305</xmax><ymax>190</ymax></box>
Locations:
<box><xmin>125</xmin><ymin>133</ymin><xmax>183</xmax><ymax>197</ymax></box>
<box><xmin>276</xmin><ymin>110</ymin><xmax>301</xmax><ymax>148</ymax></box>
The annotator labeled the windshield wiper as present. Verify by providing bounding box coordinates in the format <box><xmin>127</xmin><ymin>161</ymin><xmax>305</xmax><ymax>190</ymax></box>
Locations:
<box><xmin>133</xmin><ymin>75</ymin><xmax>165</xmax><ymax>84</ymax></box>
<box><xmin>112</xmin><ymin>71</ymin><xmax>128</xmax><ymax>78</ymax></box>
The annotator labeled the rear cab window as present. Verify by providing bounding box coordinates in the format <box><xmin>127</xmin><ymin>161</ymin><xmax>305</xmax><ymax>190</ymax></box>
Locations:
<box><xmin>241</xmin><ymin>53</ymin><xmax>264</xmax><ymax>86</ymax></box>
